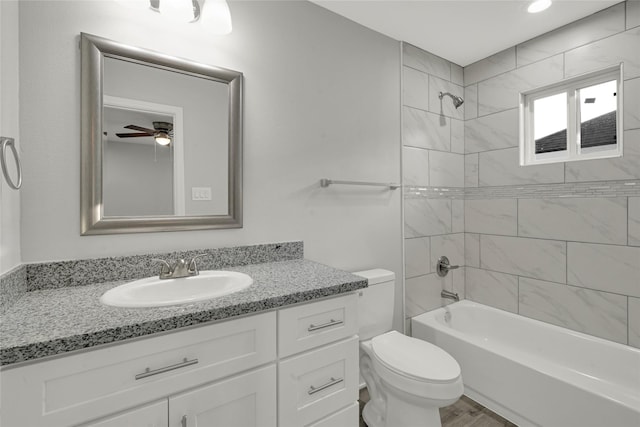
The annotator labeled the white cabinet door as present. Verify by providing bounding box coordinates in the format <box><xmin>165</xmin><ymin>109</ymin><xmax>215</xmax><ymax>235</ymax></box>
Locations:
<box><xmin>169</xmin><ymin>365</ymin><xmax>276</xmax><ymax>427</ymax></box>
<box><xmin>82</xmin><ymin>400</ymin><xmax>168</xmax><ymax>427</ymax></box>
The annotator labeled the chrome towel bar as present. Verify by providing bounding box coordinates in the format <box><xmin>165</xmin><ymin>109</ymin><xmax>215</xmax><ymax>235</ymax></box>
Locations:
<box><xmin>320</xmin><ymin>178</ymin><xmax>400</xmax><ymax>190</ymax></box>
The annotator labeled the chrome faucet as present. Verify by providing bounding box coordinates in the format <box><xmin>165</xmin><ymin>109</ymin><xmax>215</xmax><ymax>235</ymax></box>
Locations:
<box><xmin>436</xmin><ymin>256</ymin><xmax>459</xmax><ymax>277</ymax></box>
<box><xmin>152</xmin><ymin>254</ymin><xmax>207</xmax><ymax>279</ymax></box>
<box><xmin>441</xmin><ymin>290</ymin><xmax>460</xmax><ymax>302</ymax></box>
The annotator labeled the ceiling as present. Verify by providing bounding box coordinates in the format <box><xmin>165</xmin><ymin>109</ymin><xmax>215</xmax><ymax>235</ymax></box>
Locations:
<box><xmin>309</xmin><ymin>0</ymin><xmax>620</xmax><ymax>66</ymax></box>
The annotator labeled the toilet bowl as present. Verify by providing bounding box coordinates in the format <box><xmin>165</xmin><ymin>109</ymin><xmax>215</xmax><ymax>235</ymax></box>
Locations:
<box><xmin>355</xmin><ymin>269</ymin><xmax>463</xmax><ymax>427</ymax></box>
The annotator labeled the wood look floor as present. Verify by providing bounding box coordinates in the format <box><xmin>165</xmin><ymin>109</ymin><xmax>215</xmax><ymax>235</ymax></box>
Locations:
<box><xmin>359</xmin><ymin>388</ymin><xmax>517</xmax><ymax>427</ymax></box>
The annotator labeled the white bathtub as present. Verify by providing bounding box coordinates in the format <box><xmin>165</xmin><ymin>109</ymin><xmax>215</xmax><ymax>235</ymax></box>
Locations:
<box><xmin>411</xmin><ymin>300</ymin><xmax>640</xmax><ymax>427</ymax></box>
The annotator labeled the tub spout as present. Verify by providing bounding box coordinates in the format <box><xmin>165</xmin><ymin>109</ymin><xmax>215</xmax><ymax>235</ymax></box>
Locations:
<box><xmin>441</xmin><ymin>290</ymin><xmax>460</xmax><ymax>302</ymax></box>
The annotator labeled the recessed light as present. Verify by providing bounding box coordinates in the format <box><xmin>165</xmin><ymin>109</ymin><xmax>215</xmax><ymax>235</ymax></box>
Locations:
<box><xmin>528</xmin><ymin>0</ymin><xmax>552</xmax><ymax>13</ymax></box>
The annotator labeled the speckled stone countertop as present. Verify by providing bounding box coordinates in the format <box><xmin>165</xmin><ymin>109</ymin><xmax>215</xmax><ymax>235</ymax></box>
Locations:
<box><xmin>0</xmin><ymin>259</ymin><xmax>367</xmax><ymax>367</ymax></box>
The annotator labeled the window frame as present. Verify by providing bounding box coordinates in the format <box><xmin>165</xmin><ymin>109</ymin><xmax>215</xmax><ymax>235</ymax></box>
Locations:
<box><xmin>519</xmin><ymin>64</ymin><xmax>624</xmax><ymax>166</ymax></box>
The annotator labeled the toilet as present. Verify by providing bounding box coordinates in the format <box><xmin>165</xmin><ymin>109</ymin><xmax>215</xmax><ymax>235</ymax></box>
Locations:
<box><xmin>354</xmin><ymin>269</ymin><xmax>463</xmax><ymax>427</ymax></box>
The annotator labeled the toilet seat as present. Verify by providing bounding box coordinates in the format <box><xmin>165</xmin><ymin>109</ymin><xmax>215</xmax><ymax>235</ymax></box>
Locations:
<box><xmin>371</xmin><ymin>331</ymin><xmax>461</xmax><ymax>384</ymax></box>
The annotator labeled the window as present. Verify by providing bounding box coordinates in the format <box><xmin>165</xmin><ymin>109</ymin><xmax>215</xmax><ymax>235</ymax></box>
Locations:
<box><xmin>519</xmin><ymin>65</ymin><xmax>623</xmax><ymax>166</ymax></box>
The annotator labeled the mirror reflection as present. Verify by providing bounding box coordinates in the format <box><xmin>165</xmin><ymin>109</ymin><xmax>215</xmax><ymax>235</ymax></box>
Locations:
<box><xmin>80</xmin><ymin>33</ymin><xmax>243</xmax><ymax>234</ymax></box>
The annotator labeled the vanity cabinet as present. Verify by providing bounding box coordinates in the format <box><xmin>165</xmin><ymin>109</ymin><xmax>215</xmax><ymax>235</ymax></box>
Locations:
<box><xmin>0</xmin><ymin>294</ymin><xmax>358</xmax><ymax>427</ymax></box>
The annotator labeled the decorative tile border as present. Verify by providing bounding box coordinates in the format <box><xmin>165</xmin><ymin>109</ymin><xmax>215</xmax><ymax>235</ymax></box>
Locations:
<box><xmin>406</xmin><ymin>180</ymin><xmax>640</xmax><ymax>200</ymax></box>
<box><xmin>26</xmin><ymin>241</ymin><xmax>303</xmax><ymax>291</ymax></box>
<box><xmin>0</xmin><ymin>265</ymin><xmax>27</xmax><ymax>315</ymax></box>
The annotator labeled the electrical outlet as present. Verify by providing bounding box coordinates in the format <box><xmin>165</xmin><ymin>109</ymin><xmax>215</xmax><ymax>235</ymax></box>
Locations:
<box><xmin>192</xmin><ymin>187</ymin><xmax>212</xmax><ymax>201</ymax></box>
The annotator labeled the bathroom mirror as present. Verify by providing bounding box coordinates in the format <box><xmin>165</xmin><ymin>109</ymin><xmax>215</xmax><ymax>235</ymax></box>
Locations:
<box><xmin>80</xmin><ymin>33</ymin><xmax>243</xmax><ymax>235</ymax></box>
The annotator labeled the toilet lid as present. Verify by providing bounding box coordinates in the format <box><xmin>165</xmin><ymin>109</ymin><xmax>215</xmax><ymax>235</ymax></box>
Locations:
<box><xmin>371</xmin><ymin>331</ymin><xmax>461</xmax><ymax>383</ymax></box>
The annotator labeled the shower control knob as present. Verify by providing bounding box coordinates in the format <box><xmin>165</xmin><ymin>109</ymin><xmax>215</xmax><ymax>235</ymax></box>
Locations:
<box><xmin>436</xmin><ymin>256</ymin><xmax>459</xmax><ymax>277</ymax></box>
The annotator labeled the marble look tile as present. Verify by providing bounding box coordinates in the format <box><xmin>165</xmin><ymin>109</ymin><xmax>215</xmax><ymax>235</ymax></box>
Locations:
<box><xmin>431</xmin><ymin>233</ymin><xmax>465</xmax><ymax>272</ymax></box>
<box><xmin>464</xmin><ymin>84</ymin><xmax>478</xmax><ymax>120</ymax></box>
<box><xmin>405</xmin><ymin>273</ymin><xmax>449</xmax><ymax>317</ymax></box>
<box><xmin>629</xmin><ymin>297</ymin><xmax>640</xmax><ymax>348</ymax></box>
<box><xmin>452</xmin><ymin>267</ymin><xmax>465</xmax><ymax>300</ymax></box>
<box><xmin>565</xmin><ymin>28</ymin><xmax>640</xmax><ymax>80</ymax></box>
<box><xmin>403</xmin><ymin>146</ymin><xmax>429</xmax><ymax>186</ymax></box>
<box><xmin>465</xmin><ymin>108</ymin><xmax>519</xmax><ymax>153</ymax></box>
<box><xmin>402</xmin><ymin>106</ymin><xmax>450</xmax><ymax>151</ymax></box>
<box><xmin>405</xmin><ymin>237</ymin><xmax>431</xmax><ymax>278</ymax></box>
<box><xmin>568</xmin><ymin>242</ymin><xmax>640</xmax><ymax>297</ymax></box>
<box><xmin>624</xmin><ymin>77</ymin><xmax>640</xmax><ymax>130</ymax></box>
<box><xmin>429</xmin><ymin>76</ymin><xmax>465</xmax><ymax>120</ymax></box>
<box><xmin>451</xmin><ymin>63</ymin><xmax>464</xmax><ymax>85</ymax></box>
<box><xmin>464</xmin><ymin>47</ymin><xmax>516</xmax><ymax>86</ymax></box>
<box><xmin>630</xmin><ymin>197</ymin><xmax>640</xmax><ymax>246</ymax></box>
<box><xmin>429</xmin><ymin>151</ymin><xmax>464</xmax><ymax>187</ymax></box>
<box><xmin>519</xmin><ymin>277</ymin><xmax>628</xmax><ymax>344</ymax></box>
<box><xmin>478</xmin><ymin>55</ymin><xmax>564</xmax><ymax>115</ymax></box>
<box><xmin>466</xmin><ymin>267</ymin><xmax>518</xmax><ymax>313</ymax></box>
<box><xmin>452</xmin><ymin>200</ymin><xmax>465</xmax><ymax>233</ymax></box>
<box><xmin>516</xmin><ymin>3</ymin><xmax>625</xmax><ymax>67</ymax></box>
<box><xmin>451</xmin><ymin>118</ymin><xmax>465</xmax><ymax>154</ymax></box>
<box><xmin>465</xmin><ymin>233</ymin><xmax>480</xmax><ymax>268</ymax></box>
<box><xmin>404</xmin><ymin>66</ymin><xmax>430</xmax><ymax>111</ymax></box>
<box><xmin>518</xmin><ymin>198</ymin><xmax>628</xmax><ymax>245</ymax></box>
<box><xmin>479</xmin><ymin>147</ymin><xmax>565</xmax><ymax>186</ymax></box>
<box><xmin>481</xmin><ymin>235</ymin><xmax>566</xmax><ymax>283</ymax></box>
<box><xmin>404</xmin><ymin>198</ymin><xmax>451</xmax><ymax>237</ymax></box>
<box><xmin>565</xmin><ymin>129</ymin><xmax>640</xmax><ymax>182</ymax></box>
<box><xmin>464</xmin><ymin>154</ymin><xmax>479</xmax><ymax>188</ymax></box>
<box><xmin>465</xmin><ymin>199</ymin><xmax>518</xmax><ymax>236</ymax></box>
<box><xmin>403</xmin><ymin>43</ymin><xmax>451</xmax><ymax>81</ymax></box>
<box><xmin>628</xmin><ymin>0</ymin><xmax>640</xmax><ymax>29</ymax></box>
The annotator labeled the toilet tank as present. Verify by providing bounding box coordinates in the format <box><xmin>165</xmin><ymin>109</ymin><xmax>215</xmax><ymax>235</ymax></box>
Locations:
<box><xmin>354</xmin><ymin>269</ymin><xmax>395</xmax><ymax>341</ymax></box>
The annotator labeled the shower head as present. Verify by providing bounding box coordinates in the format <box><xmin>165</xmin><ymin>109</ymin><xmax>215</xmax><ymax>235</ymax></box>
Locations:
<box><xmin>438</xmin><ymin>91</ymin><xmax>464</xmax><ymax>109</ymax></box>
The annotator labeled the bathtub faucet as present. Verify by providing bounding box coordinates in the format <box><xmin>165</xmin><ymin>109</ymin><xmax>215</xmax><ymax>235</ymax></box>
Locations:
<box><xmin>441</xmin><ymin>290</ymin><xmax>460</xmax><ymax>302</ymax></box>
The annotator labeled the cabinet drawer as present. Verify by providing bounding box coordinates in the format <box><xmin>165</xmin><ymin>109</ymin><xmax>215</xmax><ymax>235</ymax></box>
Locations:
<box><xmin>278</xmin><ymin>337</ymin><xmax>359</xmax><ymax>427</ymax></box>
<box><xmin>307</xmin><ymin>402</ymin><xmax>359</xmax><ymax>427</ymax></box>
<box><xmin>0</xmin><ymin>312</ymin><xmax>276</xmax><ymax>427</ymax></box>
<box><xmin>278</xmin><ymin>294</ymin><xmax>358</xmax><ymax>357</ymax></box>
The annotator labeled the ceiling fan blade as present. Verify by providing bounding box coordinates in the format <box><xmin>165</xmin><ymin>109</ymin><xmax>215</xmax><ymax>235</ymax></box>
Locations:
<box><xmin>115</xmin><ymin>132</ymin><xmax>154</xmax><ymax>138</ymax></box>
<box><xmin>124</xmin><ymin>124</ymin><xmax>155</xmax><ymax>133</ymax></box>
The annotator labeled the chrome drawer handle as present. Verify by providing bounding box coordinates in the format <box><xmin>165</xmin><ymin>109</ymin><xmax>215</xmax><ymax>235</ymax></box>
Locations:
<box><xmin>307</xmin><ymin>319</ymin><xmax>343</xmax><ymax>332</ymax></box>
<box><xmin>308</xmin><ymin>377</ymin><xmax>344</xmax><ymax>395</ymax></box>
<box><xmin>135</xmin><ymin>358</ymin><xmax>198</xmax><ymax>380</ymax></box>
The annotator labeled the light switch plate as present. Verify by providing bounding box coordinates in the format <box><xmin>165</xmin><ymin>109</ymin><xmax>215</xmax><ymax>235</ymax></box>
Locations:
<box><xmin>192</xmin><ymin>187</ymin><xmax>212</xmax><ymax>201</ymax></box>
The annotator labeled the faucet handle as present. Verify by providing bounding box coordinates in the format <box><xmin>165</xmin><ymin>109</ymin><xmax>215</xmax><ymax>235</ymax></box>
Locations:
<box><xmin>187</xmin><ymin>254</ymin><xmax>208</xmax><ymax>274</ymax></box>
<box><xmin>436</xmin><ymin>256</ymin><xmax>459</xmax><ymax>277</ymax></box>
<box><xmin>151</xmin><ymin>258</ymin><xmax>173</xmax><ymax>278</ymax></box>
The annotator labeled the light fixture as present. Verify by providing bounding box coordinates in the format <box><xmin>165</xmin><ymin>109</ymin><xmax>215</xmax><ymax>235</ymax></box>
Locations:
<box><xmin>528</xmin><ymin>0</ymin><xmax>552</xmax><ymax>14</ymax></box>
<box><xmin>157</xmin><ymin>0</ymin><xmax>200</xmax><ymax>22</ymax></box>
<box><xmin>200</xmin><ymin>0</ymin><xmax>232</xmax><ymax>34</ymax></box>
<box><xmin>154</xmin><ymin>131</ymin><xmax>172</xmax><ymax>146</ymax></box>
<box><xmin>149</xmin><ymin>0</ymin><xmax>232</xmax><ymax>32</ymax></box>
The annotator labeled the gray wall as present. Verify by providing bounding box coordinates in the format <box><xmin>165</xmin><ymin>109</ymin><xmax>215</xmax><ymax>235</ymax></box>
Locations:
<box><xmin>17</xmin><ymin>1</ymin><xmax>404</xmax><ymax>328</ymax></box>
<box><xmin>0</xmin><ymin>0</ymin><xmax>21</xmax><ymax>274</ymax></box>
<box><xmin>103</xmin><ymin>141</ymin><xmax>174</xmax><ymax>217</ymax></box>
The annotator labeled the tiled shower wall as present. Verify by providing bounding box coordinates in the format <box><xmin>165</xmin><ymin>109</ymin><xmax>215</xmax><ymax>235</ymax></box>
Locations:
<box><xmin>402</xmin><ymin>43</ymin><xmax>466</xmax><ymax>328</ymax></box>
<box><xmin>404</xmin><ymin>1</ymin><xmax>639</xmax><ymax>347</ymax></box>
<box><xmin>463</xmin><ymin>1</ymin><xmax>639</xmax><ymax>348</ymax></box>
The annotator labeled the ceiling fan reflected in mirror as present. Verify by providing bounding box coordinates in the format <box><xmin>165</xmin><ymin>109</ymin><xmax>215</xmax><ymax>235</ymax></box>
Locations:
<box><xmin>116</xmin><ymin>121</ymin><xmax>173</xmax><ymax>146</ymax></box>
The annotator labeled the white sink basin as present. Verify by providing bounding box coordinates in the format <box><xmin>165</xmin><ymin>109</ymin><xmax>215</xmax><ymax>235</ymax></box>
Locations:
<box><xmin>100</xmin><ymin>271</ymin><xmax>253</xmax><ymax>308</ymax></box>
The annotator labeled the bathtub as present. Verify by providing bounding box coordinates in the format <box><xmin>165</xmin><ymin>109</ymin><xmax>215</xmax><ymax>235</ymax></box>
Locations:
<box><xmin>411</xmin><ymin>300</ymin><xmax>640</xmax><ymax>427</ymax></box>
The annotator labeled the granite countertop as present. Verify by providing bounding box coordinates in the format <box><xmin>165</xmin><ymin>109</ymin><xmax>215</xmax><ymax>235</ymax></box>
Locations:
<box><xmin>0</xmin><ymin>259</ymin><xmax>367</xmax><ymax>367</ymax></box>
